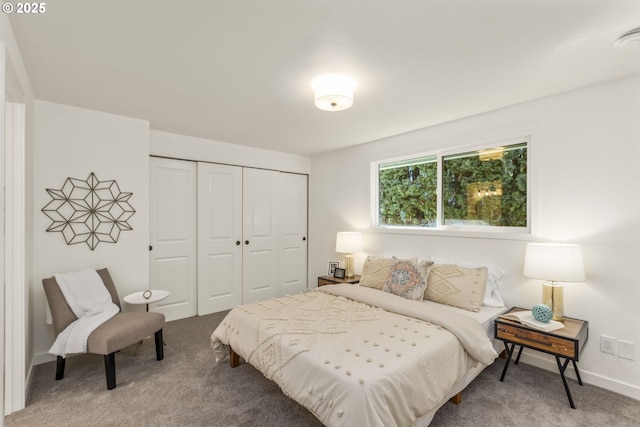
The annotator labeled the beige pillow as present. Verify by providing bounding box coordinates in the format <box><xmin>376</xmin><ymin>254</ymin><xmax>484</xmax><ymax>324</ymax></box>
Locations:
<box><xmin>360</xmin><ymin>256</ymin><xmax>418</xmax><ymax>290</ymax></box>
<box><xmin>383</xmin><ymin>259</ymin><xmax>433</xmax><ymax>301</ymax></box>
<box><xmin>425</xmin><ymin>264</ymin><xmax>488</xmax><ymax>312</ymax></box>
<box><xmin>359</xmin><ymin>256</ymin><xmax>395</xmax><ymax>290</ymax></box>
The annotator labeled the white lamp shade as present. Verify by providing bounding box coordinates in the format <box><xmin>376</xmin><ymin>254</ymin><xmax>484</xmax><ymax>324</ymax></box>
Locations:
<box><xmin>335</xmin><ymin>231</ymin><xmax>364</xmax><ymax>254</ymax></box>
<box><xmin>523</xmin><ymin>243</ymin><xmax>585</xmax><ymax>282</ymax></box>
<box><xmin>313</xmin><ymin>74</ymin><xmax>355</xmax><ymax>111</ymax></box>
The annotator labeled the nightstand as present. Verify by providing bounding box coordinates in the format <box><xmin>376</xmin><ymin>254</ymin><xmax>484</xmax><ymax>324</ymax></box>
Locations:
<box><xmin>317</xmin><ymin>275</ymin><xmax>361</xmax><ymax>287</ymax></box>
<box><xmin>495</xmin><ymin>307</ymin><xmax>588</xmax><ymax>409</ymax></box>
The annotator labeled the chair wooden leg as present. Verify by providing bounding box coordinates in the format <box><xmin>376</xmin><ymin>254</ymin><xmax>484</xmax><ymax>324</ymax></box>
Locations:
<box><xmin>104</xmin><ymin>353</ymin><xmax>116</xmax><ymax>390</ymax></box>
<box><xmin>55</xmin><ymin>356</ymin><xmax>66</xmax><ymax>380</ymax></box>
<box><xmin>154</xmin><ymin>329</ymin><xmax>164</xmax><ymax>361</ymax></box>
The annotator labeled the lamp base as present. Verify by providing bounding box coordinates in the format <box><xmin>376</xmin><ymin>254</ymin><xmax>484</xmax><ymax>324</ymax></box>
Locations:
<box><xmin>344</xmin><ymin>254</ymin><xmax>355</xmax><ymax>279</ymax></box>
<box><xmin>542</xmin><ymin>282</ymin><xmax>564</xmax><ymax>322</ymax></box>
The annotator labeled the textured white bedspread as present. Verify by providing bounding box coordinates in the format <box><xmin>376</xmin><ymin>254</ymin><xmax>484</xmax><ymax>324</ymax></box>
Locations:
<box><xmin>211</xmin><ymin>284</ymin><xmax>497</xmax><ymax>427</ymax></box>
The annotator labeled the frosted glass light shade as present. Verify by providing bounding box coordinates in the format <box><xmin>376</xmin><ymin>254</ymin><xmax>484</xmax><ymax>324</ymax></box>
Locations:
<box><xmin>313</xmin><ymin>74</ymin><xmax>355</xmax><ymax>111</ymax></box>
<box><xmin>523</xmin><ymin>243</ymin><xmax>585</xmax><ymax>282</ymax></box>
<box><xmin>335</xmin><ymin>232</ymin><xmax>364</xmax><ymax>254</ymax></box>
<box><xmin>614</xmin><ymin>27</ymin><xmax>640</xmax><ymax>49</ymax></box>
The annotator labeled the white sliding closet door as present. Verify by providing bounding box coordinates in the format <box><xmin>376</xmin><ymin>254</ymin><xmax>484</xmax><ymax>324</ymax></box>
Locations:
<box><xmin>279</xmin><ymin>173</ymin><xmax>308</xmax><ymax>295</ymax></box>
<box><xmin>149</xmin><ymin>157</ymin><xmax>197</xmax><ymax>321</ymax></box>
<box><xmin>197</xmin><ymin>162</ymin><xmax>243</xmax><ymax>315</ymax></box>
<box><xmin>242</xmin><ymin>168</ymin><xmax>280</xmax><ymax>303</ymax></box>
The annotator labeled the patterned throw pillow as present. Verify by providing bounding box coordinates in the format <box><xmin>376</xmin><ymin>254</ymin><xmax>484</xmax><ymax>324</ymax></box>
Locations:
<box><xmin>383</xmin><ymin>259</ymin><xmax>433</xmax><ymax>300</ymax></box>
<box><xmin>359</xmin><ymin>256</ymin><xmax>395</xmax><ymax>290</ymax></box>
<box><xmin>425</xmin><ymin>264</ymin><xmax>488</xmax><ymax>312</ymax></box>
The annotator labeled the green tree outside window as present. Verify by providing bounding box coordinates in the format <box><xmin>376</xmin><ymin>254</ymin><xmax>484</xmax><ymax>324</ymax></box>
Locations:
<box><xmin>377</xmin><ymin>142</ymin><xmax>527</xmax><ymax>229</ymax></box>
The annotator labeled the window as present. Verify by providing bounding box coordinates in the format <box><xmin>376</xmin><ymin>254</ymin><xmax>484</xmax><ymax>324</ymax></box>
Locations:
<box><xmin>378</xmin><ymin>156</ymin><xmax>438</xmax><ymax>227</ymax></box>
<box><xmin>374</xmin><ymin>139</ymin><xmax>528</xmax><ymax>233</ymax></box>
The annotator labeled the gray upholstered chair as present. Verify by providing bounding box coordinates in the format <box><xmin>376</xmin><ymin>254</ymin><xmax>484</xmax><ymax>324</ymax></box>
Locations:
<box><xmin>42</xmin><ymin>268</ymin><xmax>166</xmax><ymax>390</ymax></box>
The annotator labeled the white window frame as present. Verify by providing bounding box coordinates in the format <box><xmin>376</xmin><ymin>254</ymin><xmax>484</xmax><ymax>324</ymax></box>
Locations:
<box><xmin>371</xmin><ymin>136</ymin><xmax>532</xmax><ymax>238</ymax></box>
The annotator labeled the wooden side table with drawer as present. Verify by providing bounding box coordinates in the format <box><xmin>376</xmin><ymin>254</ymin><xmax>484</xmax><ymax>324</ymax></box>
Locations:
<box><xmin>318</xmin><ymin>275</ymin><xmax>361</xmax><ymax>287</ymax></box>
<box><xmin>495</xmin><ymin>307</ymin><xmax>589</xmax><ymax>409</ymax></box>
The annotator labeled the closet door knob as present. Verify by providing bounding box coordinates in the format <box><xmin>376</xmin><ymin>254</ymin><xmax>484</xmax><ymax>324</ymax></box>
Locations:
<box><xmin>236</xmin><ymin>241</ymin><xmax>241</xmax><ymax>246</ymax></box>
<box><xmin>245</xmin><ymin>240</ymin><xmax>250</xmax><ymax>245</ymax></box>
<box><xmin>302</xmin><ymin>237</ymin><xmax>306</xmax><ymax>241</ymax></box>
<box><xmin>149</xmin><ymin>245</ymin><xmax>153</xmax><ymax>251</ymax></box>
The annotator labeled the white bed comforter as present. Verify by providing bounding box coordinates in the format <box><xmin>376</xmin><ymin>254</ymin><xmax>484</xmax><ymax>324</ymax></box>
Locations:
<box><xmin>211</xmin><ymin>284</ymin><xmax>497</xmax><ymax>427</ymax></box>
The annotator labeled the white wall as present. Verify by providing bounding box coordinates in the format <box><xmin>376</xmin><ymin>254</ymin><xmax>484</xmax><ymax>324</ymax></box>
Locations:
<box><xmin>150</xmin><ymin>130</ymin><xmax>310</xmax><ymax>174</ymax></box>
<box><xmin>309</xmin><ymin>74</ymin><xmax>640</xmax><ymax>399</ymax></box>
<box><xmin>1</xmin><ymin>12</ymin><xmax>35</xmax><ymax>417</ymax></box>
<box><xmin>32</xmin><ymin>101</ymin><xmax>150</xmax><ymax>363</ymax></box>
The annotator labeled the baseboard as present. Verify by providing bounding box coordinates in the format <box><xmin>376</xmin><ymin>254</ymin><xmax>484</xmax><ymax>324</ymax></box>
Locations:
<box><xmin>35</xmin><ymin>351</ymin><xmax>56</xmax><ymax>366</ymax></box>
<box><xmin>519</xmin><ymin>352</ymin><xmax>640</xmax><ymax>401</ymax></box>
<box><xmin>25</xmin><ymin>357</ymin><xmax>35</xmax><ymax>402</ymax></box>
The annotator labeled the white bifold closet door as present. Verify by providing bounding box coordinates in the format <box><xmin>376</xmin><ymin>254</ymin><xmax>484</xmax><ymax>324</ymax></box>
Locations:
<box><xmin>197</xmin><ymin>162</ymin><xmax>243</xmax><ymax>315</ymax></box>
<box><xmin>149</xmin><ymin>157</ymin><xmax>198</xmax><ymax>321</ymax></box>
<box><xmin>151</xmin><ymin>157</ymin><xmax>308</xmax><ymax>320</ymax></box>
<box><xmin>242</xmin><ymin>168</ymin><xmax>280</xmax><ymax>304</ymax></box>
<box><xmin>279</xmin><ymin>172</ymin><xmax>308</xmax><ymax>296</ymax></box>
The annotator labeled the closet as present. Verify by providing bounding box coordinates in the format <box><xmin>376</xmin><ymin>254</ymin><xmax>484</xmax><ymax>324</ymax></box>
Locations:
<box><xmin>149</xmin><ymin>157</ymin><xmax>308</xmax><ymax>321</ymax></box>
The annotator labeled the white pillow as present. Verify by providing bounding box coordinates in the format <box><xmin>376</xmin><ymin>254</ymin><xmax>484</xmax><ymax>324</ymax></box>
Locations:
<box><xmin>428</xmin><ymin>257</ymin><xmax>505</xmax><ymax>307</ymax></box>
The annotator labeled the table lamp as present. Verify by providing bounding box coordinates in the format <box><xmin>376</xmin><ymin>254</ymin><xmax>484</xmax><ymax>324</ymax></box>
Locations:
<box><xmin>335</xmin><ymin>231</ymin><xmax>364</xmax><ymax>279</ymax></box>
<box><xmin>523</xmin><ymin>243</ymin><xmax>585</xmax><ymax>322</ymax></box>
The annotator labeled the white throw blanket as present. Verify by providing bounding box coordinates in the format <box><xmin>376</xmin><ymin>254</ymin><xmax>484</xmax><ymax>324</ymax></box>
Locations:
<box><xmin>49</xmin><ymin>269</ymin><xmax>119</xmax><ymax>358</ymax></box>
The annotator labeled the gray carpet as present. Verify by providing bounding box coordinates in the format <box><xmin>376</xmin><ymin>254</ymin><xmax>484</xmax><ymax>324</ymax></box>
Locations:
<box><xmin>6</xmin><ymin>312</ymin><xmax>640</xmax><ymax>426</ymax></box>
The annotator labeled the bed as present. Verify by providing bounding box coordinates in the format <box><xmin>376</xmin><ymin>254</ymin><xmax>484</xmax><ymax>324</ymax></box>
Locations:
<box><xmin>211</xmin><ymin>281</ymin><xmax>507</xmax><ymax>426</ymax></box>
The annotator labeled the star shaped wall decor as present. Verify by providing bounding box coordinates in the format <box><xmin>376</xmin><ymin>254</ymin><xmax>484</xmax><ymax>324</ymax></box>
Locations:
<box><xmin>42</xmin><ymin>172</ymin><xmax>136</xmax><ymax>250</ymax></box>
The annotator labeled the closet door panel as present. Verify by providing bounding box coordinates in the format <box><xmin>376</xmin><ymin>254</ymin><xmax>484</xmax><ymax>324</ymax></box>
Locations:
<box><xmin>149</xmin><ymin>157</ymin><xmax>197</xmax><ymax>321</ymax></box>
<box><xmin>242</xmin><ymin>168</ymin><xmax>279</xmax><ymax>303</ymax></box>
<box><xmin>279</xmin><ymin>173</ymin><xmax>308</xmax><ymax>295</ymax></box>
<box><xmin>198</xmin><ymin>162</ymin><xmax>243</xmax><ymax>314</ymax></box>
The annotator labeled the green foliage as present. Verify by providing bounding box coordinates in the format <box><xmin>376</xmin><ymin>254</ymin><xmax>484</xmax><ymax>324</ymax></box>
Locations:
<box><xmin>443</xmin><ymin>147</ymin><xmax>527</xmax><ymax>226</ymax></box>
<box><xmin>379</xmin><ymin>161</ymin><xmax>437</xmax><ymax>226</ymax></box>
<box><xmin>378</xmin><ymin>144</ymin><xmax>527</xmax><ymax>228</ymax></box>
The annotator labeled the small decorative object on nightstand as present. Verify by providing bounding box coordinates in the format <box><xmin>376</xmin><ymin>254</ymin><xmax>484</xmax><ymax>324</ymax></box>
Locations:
<box><xmin>318</xmin><ymin>275</ymin><xmax>361</xmax><ymax>287</ymax></box>
<box><xmin>532</xmin><ymin>304</ymin><xmax>553</xmax><ymax>322</ymax></box>
<box><xmin>333</xmin><ymin>267</ymin><xmax>346</xmax><ymax>279</ymax></box>
<box><xmin>496</xmin><ymin>307</ymin><xmax>588</xmax><ymax>409</ymax></box>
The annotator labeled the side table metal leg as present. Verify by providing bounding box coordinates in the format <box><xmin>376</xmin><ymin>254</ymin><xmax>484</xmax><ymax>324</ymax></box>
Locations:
<box><xmin>556</xmin><ymin>356</ymin><xmax>576</xmax><ymax>409</ymax></box>
<box><xmin>572</xmin><ymin>360</ymin><xmax>583</xmax><ymax>386</ymax></box>
<box><xmin>500</xmin><ymin>342</ymin><xmax>515</xmax><ymax>381</ymax></box>
<box><xmin>514</xmin><ymin>345</ymin><xmax>524</xmax><ymax>365</ymax></box>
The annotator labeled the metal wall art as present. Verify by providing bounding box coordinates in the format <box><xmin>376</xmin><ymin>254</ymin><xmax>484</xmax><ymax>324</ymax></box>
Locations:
<box><xmin>42</xmin><ymin>172</ymin><xmax>136</xmax><ymax>250</ymax></box>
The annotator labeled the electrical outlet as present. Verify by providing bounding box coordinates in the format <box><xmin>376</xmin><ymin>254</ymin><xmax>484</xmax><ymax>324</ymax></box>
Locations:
<box><xmin>600</xmin><ymin>335</ymin><xmax>617</xmax><ymax>354</ymax></box>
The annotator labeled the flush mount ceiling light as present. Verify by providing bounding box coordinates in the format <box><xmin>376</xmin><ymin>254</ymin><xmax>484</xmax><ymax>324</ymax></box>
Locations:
<box><xmin>312</xmin><ymin>73</ymin><xmax>356</xmax><ymax>111</ymax></box>
<box><xmin>614</xmin><ymin>27</ymin><xmax>640</xmax><ymax>49</ymax></box>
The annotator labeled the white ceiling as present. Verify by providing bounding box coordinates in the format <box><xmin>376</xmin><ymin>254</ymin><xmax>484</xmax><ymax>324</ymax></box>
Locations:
<box><xmin>9</xmin><ymin>0</ymin><xmax>640</xmax><ymax>156</ymax></box>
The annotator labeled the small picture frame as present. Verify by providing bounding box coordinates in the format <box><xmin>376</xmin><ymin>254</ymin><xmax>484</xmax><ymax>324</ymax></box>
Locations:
<box><xmin>333</xmin><ymin>267</ymin><xmax>346</xmax><ymax>279</ymax></box>
<box><xmin>328</xmin><ymin>260</ymin><xmax>340</xmax><ymax>276</ymax></box>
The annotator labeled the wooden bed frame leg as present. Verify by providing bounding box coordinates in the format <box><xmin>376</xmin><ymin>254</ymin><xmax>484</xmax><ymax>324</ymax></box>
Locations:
<box><xmin>229</xmin><ymin>347</ymin><xmax>240</xmax><ymax>368</ymax></box>
<box><xmin>449</xmin><ymin>392</ymin><xmax>462</xmax><ymax>405</ymax></box>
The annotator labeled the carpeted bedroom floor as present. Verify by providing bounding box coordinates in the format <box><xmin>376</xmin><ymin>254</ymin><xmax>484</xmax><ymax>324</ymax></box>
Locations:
<box><xmin>6</xmin><ymin>311</ymin><xmax>640</xmax><ymax>426</ymax></box>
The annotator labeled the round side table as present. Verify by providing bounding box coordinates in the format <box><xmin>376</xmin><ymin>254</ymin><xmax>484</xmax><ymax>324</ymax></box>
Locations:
<box><xmin>124</xmin><ymin>289</ymin><xmax>170</xmax><ymax>311</ymax></box>
<box><xmin>124</xmin><ymin>289</ymin><xmax>170</xmax><ymax>355</ymax></box>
